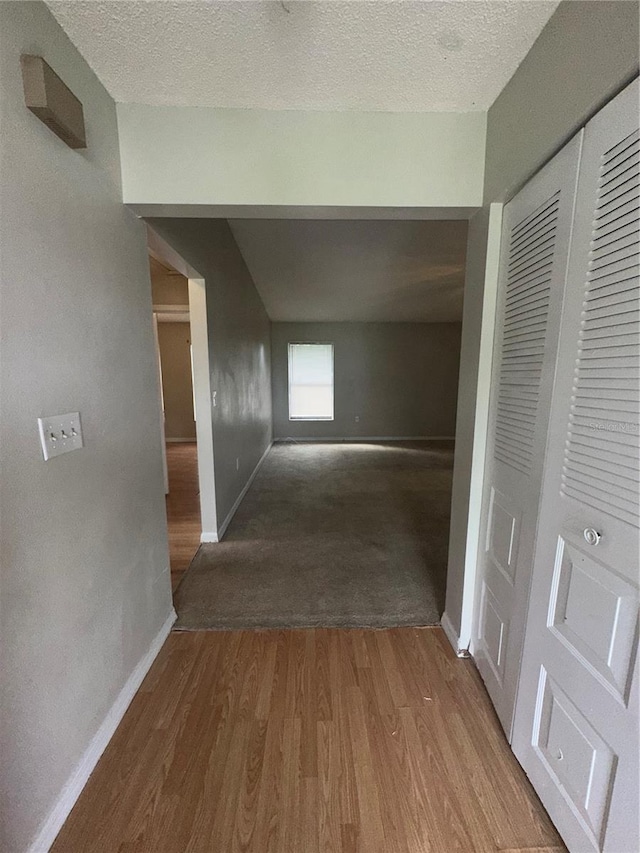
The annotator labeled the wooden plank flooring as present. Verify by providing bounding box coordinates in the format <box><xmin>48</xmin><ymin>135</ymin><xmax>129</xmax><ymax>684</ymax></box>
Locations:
<box><xmin>165</xmin><ymin>442</ymin><xmax>201</xmax><ymax>591</ymax></box>
<box><xmin>52</xmin><ymin>627</ymin><xmax>565</xmax><ymax>853</ymax></box>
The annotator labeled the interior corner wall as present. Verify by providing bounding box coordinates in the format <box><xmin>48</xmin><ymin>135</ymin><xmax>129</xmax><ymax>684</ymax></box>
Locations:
<box><xmin>484</xmin><ymin>0</ymin><xmax>639</xmax><ymax>204</ymax></box>
<box><xmin>271</xmin><ymin>322</ymin><xmax>462</xmax><ymax>440</ymax></box>
<box><xmin>0</xmin><ymin>4</ymin><xmax>173</xmax><ymax>851</ymax></box>
<box><xmin>145</xmin><ymin>219</ymin><xmax>272</xmax><ymax>528</ymax></box>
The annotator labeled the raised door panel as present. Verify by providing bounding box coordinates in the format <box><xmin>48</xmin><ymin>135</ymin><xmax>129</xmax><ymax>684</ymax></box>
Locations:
<box><xmin>533</xmin><ymin>669</ymin><xmax>617</xmax><ymax>846</ymax></box>
<box><xmin>473</xmin><ymin>134</ymin><xmax>583</xmax><ymax>734</ymax></box>
<box><xmin>512</xmin><ymin>78</ymin><xmax>639</xmax><ymax>853</ymax></box>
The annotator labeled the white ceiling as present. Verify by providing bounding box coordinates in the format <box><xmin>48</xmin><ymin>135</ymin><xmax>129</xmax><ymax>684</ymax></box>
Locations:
<box><xmin>229</xmin><ymin>219</ymin><xmax>468</xmax><ymax>322</ymax></box>
<box><xmin>48</xmin><ymin>1</ymin><xmax>559</xmax><ymax>112</ymax></box>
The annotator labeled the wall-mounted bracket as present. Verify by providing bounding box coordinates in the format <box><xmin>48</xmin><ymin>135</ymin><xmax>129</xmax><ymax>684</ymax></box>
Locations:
<box><xmin>21</xmin><ymin>54</ymin><xmax>86</xmax><ymax>149</ymax></box>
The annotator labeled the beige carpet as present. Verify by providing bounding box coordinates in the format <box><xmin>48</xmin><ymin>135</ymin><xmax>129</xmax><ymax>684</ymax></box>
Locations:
<box><xmin>174</xmin><ymin>440</ymin><xmax>453</xmax><ymax>630</ymax></box>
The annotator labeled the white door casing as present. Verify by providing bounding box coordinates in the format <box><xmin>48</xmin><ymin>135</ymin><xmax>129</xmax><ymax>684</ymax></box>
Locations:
<box><xmin>473</xmin><ymin>134</ymin><xmax>583</xmax><ymax>734</ymax></box>
<box><xmin>153</xmin><ymin>312</ymin><xmax>169</xmax><ymax>495</ymax></box>
<box><xmin>512</xmin><ymin>78</ymin><xmax>639</xmax><ymax>853</ymax></box>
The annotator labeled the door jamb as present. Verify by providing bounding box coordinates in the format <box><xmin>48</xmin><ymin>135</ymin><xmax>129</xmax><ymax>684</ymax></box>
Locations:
<box><xmin>146</xmin><ymin>225</ymin><xmax>219</xmax><ymax>541</ymax></box>
<box><xmin>152</xmin><ymin>311</ymin><xmax>169</xmax><ymax>494</ymax></box>
<box><xmin>460</xmin><ymin>202</ymin><xmax>503</xmax><ymax>653</ymax></box>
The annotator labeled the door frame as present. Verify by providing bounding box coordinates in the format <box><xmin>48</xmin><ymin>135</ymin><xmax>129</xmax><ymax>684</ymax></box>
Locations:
<box><xmin>143</xmin><ymin>207</ymin><xmax>502</xmax><ymax>640</ymax></box>
<box><xmin>458</xmin><ymin>203</ymin><xmax>503</xmax><ymax>653</ymax></box>
<box><xmin>147</xmin><ymin>225</ymin><xmax>219</xmax><ymax>542</ymax></box>
<box><xmin>152</xmin><ymin>311</ymin><xmax>169</xmax><ymax>494</ymax></box>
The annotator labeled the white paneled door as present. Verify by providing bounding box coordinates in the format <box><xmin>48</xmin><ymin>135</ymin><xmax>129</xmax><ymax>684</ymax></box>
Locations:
<box><xmin>512</xmin><ymin>78</ymin><xmax>639</xmax><ymax>853</ymax></box>
<box><xmin>473</xmin><ymin>135</ymin><xmax>582</xmax><ymax>734</ymax></box>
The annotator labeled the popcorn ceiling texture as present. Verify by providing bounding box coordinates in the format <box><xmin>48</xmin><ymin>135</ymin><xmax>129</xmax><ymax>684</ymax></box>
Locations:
<box><xmin>47</xmin><ymin>0</ymin><xmax>559</xmax><ymax>112</ymax></box>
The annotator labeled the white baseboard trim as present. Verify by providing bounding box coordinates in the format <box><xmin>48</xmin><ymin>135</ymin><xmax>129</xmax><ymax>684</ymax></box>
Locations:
<box><xmin>441</xmin><ymin>610</ymin><xmax>470</xmax><ymax>658</ymax></box>
<box><xmin>200</xmin><ymin>531</ymin><xmax>219</xmax><ymax>544</ymax></box>
<box><xmin>29</xmin><ymin>609</ymin><xmax>177</xmax><ymax>853</ymax></box>
<box><xmin>274</xmin><ymin>436</ymin><xmax>455</xmax><ymax>443</ymax></box>
<box><xmin>216</xmin><ymin>441</ymin><xmax>273</xmax><ymax>542</ymax></box>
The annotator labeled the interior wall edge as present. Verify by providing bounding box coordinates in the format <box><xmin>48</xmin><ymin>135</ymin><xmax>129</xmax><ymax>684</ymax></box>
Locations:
<box><xmin>484</xmin><ymin>0</ymin><xmax>640</xmax><ymax>204</ymax></box>
<box><xmin>444</xmin><ymin>205</ymin><xmax>500</xmax><ymax>638</ymax></box>
<box><xmin>457</xmin><ymin>202</ymin><xmax>503</xmax><ymax>651</ymax></box>
<box><xmin>216</xmin><ymin>440</ymin><xmax>274</xmax><ymax>541</ymax></box>
<box><xmin>131</xmin><ymin>204</ymin><xmax>480</xmax><ymax>220</ymax></box>
<box><xmin>145</xmin><ymin>218</ymin><xmax>273</xmax><ymax>527</ymax></box>
<box><xmin>273</xmin><ymin>436</ymin><xmax>456</xmax><ymax>443</ymax></box>
<box><xmin>439</xmin><ymin>611</ymin><xmax>462</xmax><ymax>654</ymax></box>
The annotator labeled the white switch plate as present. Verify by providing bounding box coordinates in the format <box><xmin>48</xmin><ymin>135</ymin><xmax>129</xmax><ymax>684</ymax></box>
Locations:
<box><xmin>37</xmin><ymin>412</ymin><xmax>83</xmax><ymax>461</ymax></box>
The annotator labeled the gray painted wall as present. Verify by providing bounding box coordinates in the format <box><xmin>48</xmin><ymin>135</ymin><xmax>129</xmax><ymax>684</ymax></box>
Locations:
<box><xmin>446</xmin><ymin>0</ymin><xmax>640</xmax><ymax>641</ymax></box>
<box><xmin>229</xmin><ymin>219</ymin><xmax>468</xmax><ymax>323</ymax></box>
<box><xmin>0</xmin><ymin>4</ymin><xmax>173</xmax><ymax>850</ymax></box>
<box><xmin>484</xmin><ymin>0</ymin><xmax>639</xmax><ymax>204</ymax></box>
<box><xmin>146</xmin><ymin>219</ymin><xmax>272</xmax><ymax>527</ymax></box>
<box><xmin>272</xmin><ymin>323</ymin><xmax>462</xmax><ymax>440</ymax></box>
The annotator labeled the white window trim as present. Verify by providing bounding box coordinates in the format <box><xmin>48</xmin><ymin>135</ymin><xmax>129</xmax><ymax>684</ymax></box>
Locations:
<box><xmin>288</xmin><ymin>342</ymin><xmax>335</xmax><ymax>422</ymax></box>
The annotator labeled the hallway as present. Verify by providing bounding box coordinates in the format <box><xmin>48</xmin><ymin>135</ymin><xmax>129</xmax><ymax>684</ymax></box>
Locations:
<box><xmin>51</xmin><ymin>627</ymin><xmax>564</xmax><ymax>853</ymax></box>
<box><xmin>174</xmin><ymin>441</ymin><xmax>453</xmax><ymax>630</ymax></box>
<box><xmin>165</xmin><ymin>442</ymin><xmax>201</xmax><ymax>591</ymax></box>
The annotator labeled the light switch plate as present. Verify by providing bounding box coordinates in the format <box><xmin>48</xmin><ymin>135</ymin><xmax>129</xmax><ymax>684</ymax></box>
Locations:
<box><xmin>37</xmin><ymin>412</ymin><xmax>83</xmax><ymax>460</ymax></box>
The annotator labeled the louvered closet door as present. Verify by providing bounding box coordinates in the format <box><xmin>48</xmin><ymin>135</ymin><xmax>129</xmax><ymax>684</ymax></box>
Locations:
<box><xmin>512</xmin><ymin>78</ymin><xmax>639</xmax><ymax>853</ymax></box>
<box><xmin>473</xmin><ymin>135</ymin><xmax>582</xmax><ymax>734</ymax></box>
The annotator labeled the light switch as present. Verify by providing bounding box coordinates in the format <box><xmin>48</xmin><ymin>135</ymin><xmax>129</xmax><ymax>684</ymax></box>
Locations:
<box><xmin>37</xmin><ymin>412</ymin><xmax>83</xmax><ymax>460</ymax></box>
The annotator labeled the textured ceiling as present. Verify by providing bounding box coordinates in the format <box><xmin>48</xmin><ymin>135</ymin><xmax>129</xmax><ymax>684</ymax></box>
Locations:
<box><xmin>228</xmin><ymin>219</ymin><xmax>468</xmax><ymax>322</ymax></box>
<box><xmin>47</xmin><ymin>1</ymin><xmax>558</xmax><ymax>112</ymax></box>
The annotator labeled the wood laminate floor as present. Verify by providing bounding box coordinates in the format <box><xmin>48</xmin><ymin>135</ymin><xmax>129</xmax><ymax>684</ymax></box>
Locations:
<box><xmin>52</xmin><ymin>627</ymin><xmax>565</xmax><ymax>853</ymax></box>
<box><xmin>165</xmin><ymin>442</ymin><xmax>200</xmax><ymax>591</ymax></box>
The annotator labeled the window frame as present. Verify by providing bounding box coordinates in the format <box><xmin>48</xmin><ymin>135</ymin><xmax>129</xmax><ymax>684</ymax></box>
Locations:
<box><xmin>287</xmin><ymin>341</ymin><xmax>335</xmax><ymax>422</ymax></box>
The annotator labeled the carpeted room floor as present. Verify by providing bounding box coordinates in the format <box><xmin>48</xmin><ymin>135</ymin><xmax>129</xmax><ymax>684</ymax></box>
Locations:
<box><xmin>173</xmin><ymin>440</ymin><xmax>454</xmax><ymax>630</ymax></box>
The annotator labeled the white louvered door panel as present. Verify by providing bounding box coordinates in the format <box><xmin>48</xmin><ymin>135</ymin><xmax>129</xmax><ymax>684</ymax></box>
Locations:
<box><xmin>495</xmin><ymin>191</ymin><xmax>561</xmax><ymax>475</ymax></box>
<box><xmin>512</xmin><ymin>78</ymin><xmax>639</xmax><ymax>853</ymax></box>
<box><xmin>473</xmin><ymin>135</ymin><xmax>583</xmax><ymax>734</ymax></box>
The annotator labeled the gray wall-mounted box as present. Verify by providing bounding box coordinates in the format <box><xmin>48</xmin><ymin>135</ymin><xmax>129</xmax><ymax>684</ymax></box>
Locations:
<box><xmin>21</xmin><ymin>54</ymin><xmax>86</xmax><ymax>149</ymax></box>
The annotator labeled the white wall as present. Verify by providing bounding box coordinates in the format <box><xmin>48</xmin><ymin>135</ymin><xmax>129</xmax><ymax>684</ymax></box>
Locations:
<box><xmin>116</xmin><ymin>105</ymin><xmax>486</xmax><ymax>210</ymax></box>
<box><xmin>0</xmin><ymin>4</ymin><xmax>173</xmax><ymax>851</ymax></box>
<box><xmin>444</xmin><ymin>206</ymin><xmax>502</xmax><ymax>647</ymax></box>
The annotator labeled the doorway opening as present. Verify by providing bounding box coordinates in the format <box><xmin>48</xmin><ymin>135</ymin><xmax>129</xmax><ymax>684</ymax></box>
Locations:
<box><xmin>146</xmin><ymin>226</ymin><xmax>217</xmax><ymax>599</ymax></box>
<box><xmin>164</xmin><ymin>216</ymin><xmax>467</xmax><ymax>630</ymax></box>
<box><xmin>149</xmin><ymin>255</ymin><xmax>200</xmax><ymax>591</ymax></box>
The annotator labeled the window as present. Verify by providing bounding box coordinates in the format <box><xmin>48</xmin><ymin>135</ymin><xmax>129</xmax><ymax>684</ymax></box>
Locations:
<box><xmin>288</xmin><ymin>343</ymin><xmax>334</xmax><ymax>421</ymax></box>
